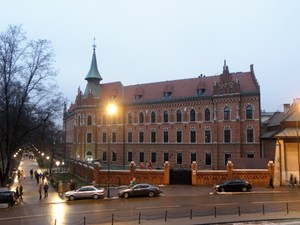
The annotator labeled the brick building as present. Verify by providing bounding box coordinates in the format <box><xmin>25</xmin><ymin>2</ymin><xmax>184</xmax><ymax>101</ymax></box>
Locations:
<box><xmin>63</xmin><ymin>46</ymin><xmax>261</xmax><ymax>170</ymax></box>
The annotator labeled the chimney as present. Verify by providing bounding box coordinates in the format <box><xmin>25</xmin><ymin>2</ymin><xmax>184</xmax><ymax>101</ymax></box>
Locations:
<box><xmin>283</xmin><ymin>103</ymin><xmax>290</xmax><ymax>113</ymax></box>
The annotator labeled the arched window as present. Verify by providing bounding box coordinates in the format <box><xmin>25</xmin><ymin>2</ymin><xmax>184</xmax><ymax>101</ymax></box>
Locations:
<box><xmin>163</xmin><ymin>110</ymin><xmax>168</xmax><ymax>123</ymax></box>
<box><xmin>176</xmin><ymin>110</ymin><xmax>182</xmax><ymax>122</ymax></box>
<box><xmin>246</xmin><ymin>105</ymin><xmax>253</xmax><ymax>120</ymax></box>
<box><xmin>151</xmin><ymin>111</ymin><xmax>156</xmax><ymax>123</ymax></box>
<box><xmin>204</xmin><ymin>108</ymin><xmax>210</xmax><ymax>121</ymax></box>
<box><xmin>224</xmin><ymin>107</ymin><xmax>230</xmax><ymax>121</ymax></box>
<box><xmin>139</xmin><ymin>112</ymin><xmax>144</xmax><ymax>124</ymax></box>
<box><xmin>87</xmin><ymin>115</ymin><xmax>92</xmax><ymax>125</ymax></box>
<box><xmin>128</xmin><ymin>113</ymin><xmax>132</xmax><ymax>124</ymax></box>
<box><xmin>190</xmin><ymin>109</ymin><xmax>196</xmax><ymax>122</ymax></box>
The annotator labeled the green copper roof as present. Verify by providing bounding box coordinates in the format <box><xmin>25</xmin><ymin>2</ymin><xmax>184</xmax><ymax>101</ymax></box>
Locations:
<box><xmin>85</xmin><ymin>46</ymin><xmax>102</xmax><ymax>81</ymax></box>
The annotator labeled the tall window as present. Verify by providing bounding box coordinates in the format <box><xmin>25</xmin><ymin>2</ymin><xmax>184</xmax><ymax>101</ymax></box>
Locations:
<box><xmin>87</xmin><ymin>133</ymin><xmax>92</xmax><ymax>143</ymax></box>
<box><xmin>224</xmin><ymin>107</ymin><xmax>230</xmax><ymax>121</ymax></box>
<box><xmin>127</xmin><ymin>131</ymin><xmax>132</xmax><ymax>143</ymax></box>
<box><xmin>205</xmin><ymin>153</ymin><xmax>212</xmax><ymax>165</ymax></box>
<box><xmin>204</xmin><ymin>108</ymin><xmax>210</xmax><ymax>121</ymax></box>
<box><xmin>224</xmin><ymin>129</ymin><xmax>231</xmax><ymax>143</ymax></box>
<box><xmin>102</xmin><ymin>115</ymin><xmax>106</xmax><ymax>125</ymax></box>
<box><xmin>151</xmin><ymin>111</ymin><xmax>156</xmax><ymax>123</ymax></box>
<box><xmin>112</xmin><ymin>132</ymin><xmax>116</xmax><ymax>143</ymax></box>
<box><xmin>102</xmin><ymin>132</ymin><xmax>106</xmax><ymax>143</ymax></box>
<box><xmin>127</xmin><ymin>151</ymin><xmax>133</xmax><ymax>162</ymax></box>
<box><xmin>191</xmin><ymin>153</ymin><xmax>196</xmax><ymax>164</ymax></box>
<box><xmin>139</xmin><ymin>131</ymin><xmax>144</xmax><ymax>143</ymax></box>
<box><xmin>163</xmin><ymin>110</ymin><xmax>168</xmax><ymax>123</ymax></box>
<box><xmin>190</xmin><ymin>130</ymin><xmax>196</xmax><ymax>143</ymax></box>
<box><xmin>190</xmin><ymin>109</ymin><xmax>196</xmax><ymax>122</ymax></box>
<box><xmin>205</xmin><ymin>130</ymin><xmax>211</xmax><ymax>143</ymax></box>
<box><xmin>246</xmin><ymin>105</ymin><xmax>253</xmax><ymax>120</ymax></box>
<box><xmin>163</xmin><ymin>130</ymin><xmax>169</xmax><ymax>143</ymax></box>
<box><xmin>176</xmin><ymin>130</ymin><xmax>182</xmax><ymax>143</ymax></box>
<box><xmin>151</xmin><ymin>152</ymin><xmax>156</xmax><ymax>163</ymax></box>
<box><xmin>139</xmin><ymin>152</ymin><xmax>144</xmax><ymax>162</ymax></box>
<box><xmin>151</xmin><ymin>130</ymin><xmax>156</xmax><ymax>143</ymax></box>
<box><xmin>247</xmin><ymin>128</ymin><xmax>254</xmax><ymax>143</ymax></box>
<box><xmin>128</xmin><ymin>113</ymin><xmax>132</xmax><ymax>124</ymax></box>
<box><xmin>176</xmin><ymin>110</ymin><xmax>182</xmax><ymax>122</ymax></box>
<box><xmin>224</xmin><ymin>153</ymin><xmax>231</xmax><ymax>166</ymax></box>
<box><xmin>177</xmin><ymin>152</ymin><xmax>182</xmax><ymax>164</ymax></box>
<box><xmin>102</xmin><ymin>151</ymin><xmax>107</xmax><ymax>161</ymax></box>
<box><xmin>139</xmin><ymin>112</ymin><xmax>144</xmax><ymax>124</ymax></box>
<box><xmin>87</xmin><ymin>115</ymin><xmax>92</xmax><ymax>125</ymax></box>
<box><xmin>163</xmin><ymin>152</ymin><xmax>169</xmax><ymax>162</ymax></box>
<box><xmin>112</xmin><ymin>152</ymin><xmax>117</xmax><ymax>161</ymax></box>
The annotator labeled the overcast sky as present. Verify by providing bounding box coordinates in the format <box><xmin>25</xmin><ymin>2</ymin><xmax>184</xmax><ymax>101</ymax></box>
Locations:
<box><xmin>1</xmin><ymin>0</ymin><xmax>300</xmax><ymax>112</ymax></box>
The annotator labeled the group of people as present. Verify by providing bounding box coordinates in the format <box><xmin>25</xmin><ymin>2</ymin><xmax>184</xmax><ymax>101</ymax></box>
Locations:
<box><xmin>15</xmin><ymin>185</ymin><xmax>23</xmax><ymax>200</ymax></box>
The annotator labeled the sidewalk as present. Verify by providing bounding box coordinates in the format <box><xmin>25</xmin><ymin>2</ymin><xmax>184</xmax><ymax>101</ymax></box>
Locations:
<box><xmin>10</xmin><ymin>157</ymin><xmax>65</xmax><ymax>206</ymax></box>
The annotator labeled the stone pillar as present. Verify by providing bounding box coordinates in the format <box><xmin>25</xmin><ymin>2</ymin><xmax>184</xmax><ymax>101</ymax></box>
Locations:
<box><xmin>227</xmin><ymin>160</ymin><xmax>233</xmax><ymax>180</ymax></box>
<box><xmin>191</xmin><ymin>161</ymin><xmax>197</xmax><ymax>186</ymax></box>
<box><xmin>268</xmin><ymin>161</ymin><xmax>275</xmax><ymax>187</ymax></box>
<box><xmin>164</xmin><ymin>161</ymin><xmax>170</xmax><ymax>185</ymax></box>
<box><xmin>93</xmin><ymin>162</ymin><xmax>101</xmax><ymax>184</ymax></box>
<box><xmin>130</xmin><ymin>161</ymin><xmax>136</xmax><ymax>175</ymax></box>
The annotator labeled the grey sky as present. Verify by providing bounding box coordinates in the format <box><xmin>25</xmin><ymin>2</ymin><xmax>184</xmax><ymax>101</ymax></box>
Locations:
<box><xmin>1</xmin><ymin>0</ymin><xmax>300</xmax><ymax>112</ymax></box>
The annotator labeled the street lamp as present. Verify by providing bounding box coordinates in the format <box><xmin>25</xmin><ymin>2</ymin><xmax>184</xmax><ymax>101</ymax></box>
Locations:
<box><xmin>296</xmin><ymin>102</ymin><xmax>300</xmax><ymax>189</ymax></box>
<box><xmin>46</xmin><ymin>156</ymin><xmax>50</xmax><ymax>174</ymax></box>
<box><xmin>107</xmin><ymin>103</ymin><xmax>117</xmax><ymax>198</ymax></box>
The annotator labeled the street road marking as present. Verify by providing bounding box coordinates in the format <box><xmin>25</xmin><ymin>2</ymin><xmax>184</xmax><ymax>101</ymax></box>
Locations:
<box><xmin>136</xmin><ymin>205</ymin><xmax>180</xmax><ymax>210</ymax></box>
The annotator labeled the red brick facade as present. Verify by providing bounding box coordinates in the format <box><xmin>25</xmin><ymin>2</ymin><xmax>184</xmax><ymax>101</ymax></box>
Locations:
<box><xmin>63</xmin><ymin>50</ymin><xmax>261</xmax><ymax>170</ymax></box>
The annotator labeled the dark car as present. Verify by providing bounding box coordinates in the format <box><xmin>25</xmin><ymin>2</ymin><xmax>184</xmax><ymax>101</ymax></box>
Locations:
<box><xmin>0</xmin><ymin>191</ymin><xmax>18</xmax><ymax>207</ymax></box>
<box><xmin>64</xmin><ymin>185</ymin><xmax>105</xmax><ymax>201</ymax></box>
<box><xmin>118</xmin><ymin>183</ymin><xmax>161</xmax><ymax>198</ymax></box>
<box><xmin>214</xmin><ymin>179</ymin><xmax>252</xmax><ymax>192</ymax></box>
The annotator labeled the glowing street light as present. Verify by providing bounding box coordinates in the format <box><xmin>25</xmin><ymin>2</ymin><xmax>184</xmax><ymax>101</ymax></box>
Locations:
<box><xmin>106</xmin><ymin>103</ymin><xmax>117</xmax><ymax>198</ymax></box>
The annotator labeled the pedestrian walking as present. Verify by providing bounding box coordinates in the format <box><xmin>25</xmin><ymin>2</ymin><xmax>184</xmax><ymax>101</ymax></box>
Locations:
<box><xmin>269</xmin><ymin>175</ymin><xmax>274</xmax><ymax>189</ymax></box>
<box><xmin>38</xmin><ymin>184</ymin><xmax>42</xmax><ymax>200</ymax></box>
<box><xmin>290</xmin><ymin>174</ymin><xmax>295</xmax><ymax>188</ymax></box>
<box><xmin>30</xmin><ymin>169</ymin><xmax>33</xmax><ymax>179</ymax></box>
<box><xmin>44</xmin><ymin>182</ymin><xmax>49</xmax><ymax>198</ymax></box>
<box><xmin>130</xmin><ymin>177</ymin><xmax>136</xmax><ymax>187</ymax></box>
<box><xmin>15</xmin><ymin>187</ymin><xmax>20</xmax><ymax>199</ymax></box>
<box><xmin>35</xmin><ymin>170</ymin><xmax>39</xmax><ymax>184</ymax></box>
<box><xmin>19</xmin><ymin>186</ymin><xmax>23</xmax><ymax>199</ymax></box>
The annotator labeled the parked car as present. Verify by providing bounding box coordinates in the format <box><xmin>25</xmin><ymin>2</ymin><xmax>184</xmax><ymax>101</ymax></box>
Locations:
<box><xmin>214</xmin><ymin>179</ymin><xmax>252</xmax><ymax>192</ymax></box>
<box><xmin>118</xmin><ymin>183</ymin><xmax>161</xmax><ymax>198</ymax></box>
<box><xmin>64</xmin><ymin>185</ymin><xmax>105</xmax><ymax>201</ymax></box>
<box><xmin>0</xmin><ymin>191</ymin><xmax>18</xmax><ymax>207</ymax></box>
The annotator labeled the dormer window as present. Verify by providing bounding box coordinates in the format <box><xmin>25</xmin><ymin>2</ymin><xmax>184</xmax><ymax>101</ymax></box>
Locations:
<box><xmin>197</xmin><ymin>88</ymin><xmax>205</xmax><ymax>96</ymax></box>
<box><xmin>163</xmin><ymin>92</ymin><xmax>172</xmax><ymax>98</ymax></box>
<box><xmin>135</xmin><ymin>95</ymin><xmax>143</xmax><ymax>100</ymax></box>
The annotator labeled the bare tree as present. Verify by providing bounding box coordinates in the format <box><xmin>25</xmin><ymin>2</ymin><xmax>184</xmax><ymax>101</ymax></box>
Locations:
<box><xmin>0</xmin><ymin>25</ymin><xmax>64</xmax><ymax>186</ymax></box>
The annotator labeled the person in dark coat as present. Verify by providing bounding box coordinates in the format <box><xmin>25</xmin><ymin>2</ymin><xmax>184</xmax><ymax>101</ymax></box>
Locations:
<box><xmin>19</xmin><ymin>186</ymin><xmax>23</xmax><ymax>199</ymax></box>
<box><xmin>15</xmin><ymin>187</ymin><xmax>20</xmax><ymax>199</ymax></box>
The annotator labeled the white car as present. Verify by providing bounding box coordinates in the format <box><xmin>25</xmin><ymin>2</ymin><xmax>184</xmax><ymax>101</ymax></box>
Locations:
<box><xmin>64</xmin><ymin>185</ymin><xmax>104</xmax><ymax>201</ymax></box>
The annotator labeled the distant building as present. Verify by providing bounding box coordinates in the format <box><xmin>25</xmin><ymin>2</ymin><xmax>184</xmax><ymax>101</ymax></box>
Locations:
<box><xmin>261</xmin><ymin>99</ymin><xmax>300</xmax><ymax>186</ymax></box>
<box><xmin>63</xmin><ymin>46</ymin><xmax>262</xmax><ymax>170</ymax></box>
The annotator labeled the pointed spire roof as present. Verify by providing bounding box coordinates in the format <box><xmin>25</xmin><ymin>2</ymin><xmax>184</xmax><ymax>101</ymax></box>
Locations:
<box><xmin>85</xmin><ymin>42</ymin><xmax>102</xmax><ymax>81</ymax></box>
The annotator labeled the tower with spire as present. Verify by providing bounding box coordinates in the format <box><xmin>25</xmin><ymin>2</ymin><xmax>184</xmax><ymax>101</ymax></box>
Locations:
<box><xmin>84</xmin><ymin>41</ymin><xmax>102</xmax><ymax>96</ymax></box>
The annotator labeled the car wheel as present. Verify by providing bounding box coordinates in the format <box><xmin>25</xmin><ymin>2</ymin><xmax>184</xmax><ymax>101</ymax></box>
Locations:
<box><xmin>242</xmin><ymin>187</ymin><xmax>247</xmax><ymax>192</ymax></box>
<box><xmin>148</xmin><ymin>191</ymin><xmax>155</xmax><ymax>197</ymax></box>
<box><xmin>69</xmin><ymin>195</ymin><xmax>75</xmax><ymax>201</ymax></box>
<box><xmin>93</xmin><ymin>194</ymin><xmax>99</xmax><ymax>199</ymax></box>
<box><xmin>221</xmin><ymin>188</ymin><xmax>225</xmax><ymax>192</ymax></box>
<box><xmin>124</xmin><ymin>192</ymin><xmax>129</xmax><ymax>198</ymax></box>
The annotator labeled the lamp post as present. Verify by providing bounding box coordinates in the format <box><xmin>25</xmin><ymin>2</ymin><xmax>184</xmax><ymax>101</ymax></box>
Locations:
<box><xmin>46</xmin><ymin>156</ymin><xmax>50</xmax><ymax>174</ymax></box>
<box><xmin>296</xmin><ymin>103</ymin><xmax>300</xmax><ymax>189</ymax></box>
<box><xmin>107</xmin><ymin>103</ymin><xmax>117</xmax><ymax>198</ymax></box>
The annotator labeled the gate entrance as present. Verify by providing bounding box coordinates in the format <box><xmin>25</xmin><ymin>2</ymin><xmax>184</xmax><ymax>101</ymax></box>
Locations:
<box><xmin>170</xmin><ymin>169</ymin><xmax>192</xmax><ymax>185</ymax></box>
